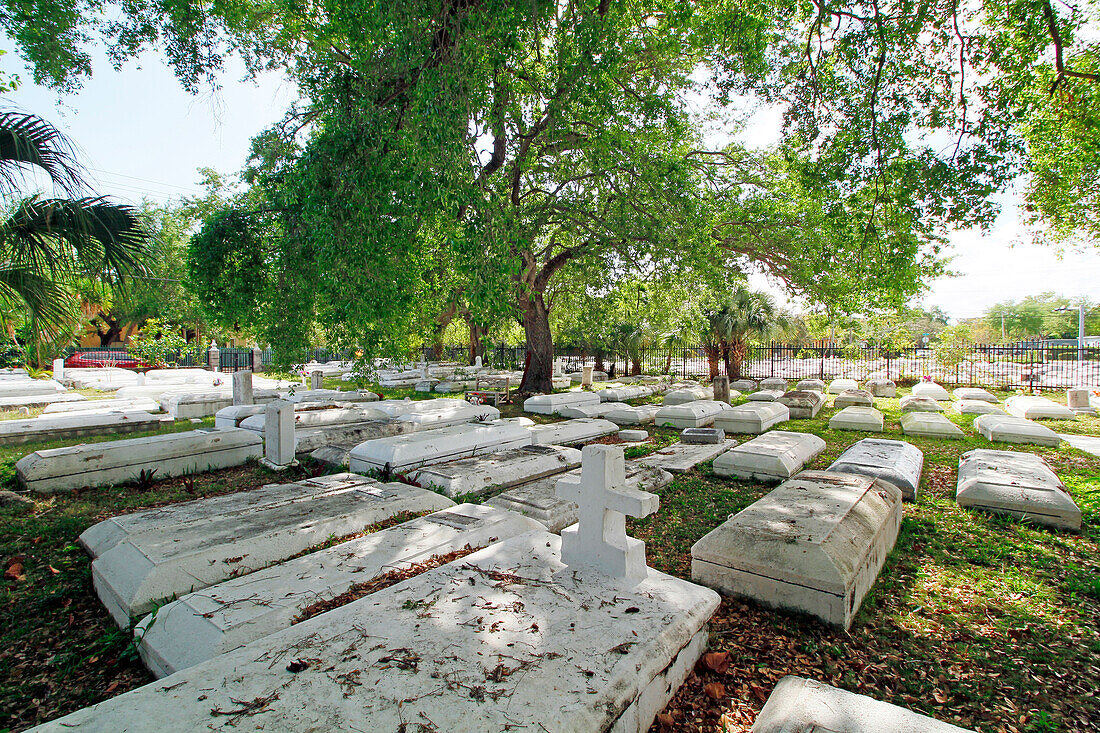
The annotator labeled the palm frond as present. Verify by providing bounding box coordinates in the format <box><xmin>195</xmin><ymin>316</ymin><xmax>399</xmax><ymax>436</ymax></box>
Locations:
<box><xmin>0</xmin><ymin>196</ymin><xmax>151</xmax><ymax>282</ymax></box>
<box><xmin>0</xmin><ymin>262</ymin><xmax>76</xmax><ymax>328</ymax></box>
<box><xmin>0</xmin><ymin>111</ymin><xmax>87</xmax><ymax>197</ymax></box>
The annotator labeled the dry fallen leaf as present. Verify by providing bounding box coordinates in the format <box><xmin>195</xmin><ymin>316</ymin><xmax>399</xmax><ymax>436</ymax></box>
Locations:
<box><xmin>704</xmin><ymin>682</ymin><xmax>727</xmax><ymax>700</ymax></box>
<box><xmin>4</xmin><ymin>557</ymin><xmax>25</xmax><ymax>581</ymax></box>
<box><xmin>655</xmin><ymin>712</ymin><xmax>675</xmax><ymax>728</ymax></box>
<box><xmin>702</xmin><ymin>651</ymin><xmax>731</xmax><ymax>674</ymax></box>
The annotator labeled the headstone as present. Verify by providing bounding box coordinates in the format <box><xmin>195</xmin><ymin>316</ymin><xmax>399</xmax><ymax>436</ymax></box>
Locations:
<box><xmin>636</xmin><ymin>439</ymin><xmax>736</xmax><ymax>473</ymax></box>
<box><xmin>582</xmin><ymin>365</ymin><xmax>594</xmax><ymax>388</ymax></box>
<box><xmin>747</xmin><ymin>389</ymin><xmax>784</xmax><ymax>402</ymax></box>
<box><xmin>953</xmin><ymin>387</ymin><xmax>998</xmax><ymax>403</ymax></box>
<box><xmin>42</xmin><ymin>531</ymin><xmax>719</xmax><ymax>733</ymax></box>
<box><xmin>52</xmin><ymin>358</ymin><xmax>65</xmax><ymax>380</ymax></box>
<box><xmin>474</xmin><ymin>355</ymin><xmax>483</xmax><ymax>369</ymax></box>
<box><xmin>605</xmin><ymin>404</ymin><xmax>662</xmax><ymax>425</ymax></box>
<box><xmin>760</xmin><ymin>377</ymin><xmax>788</xmax><ymax>392</ymax></box>
<box><xmin>912</xmin><ymin>381</ymin><xmax>950</xmax><ymax>400</ymax></box>
<box><xmin>681</xmin><ymin>427</ymin><xmax>726</xmax><ymax>444</ymax></box>
<box><xmin>714</xmin><ymin>402</ymin><xmax>789</xmax><ymax>434</ymax></box>
<box><xmin>619</xmin><ymin>428</ymin><xmax>648</xmax><ymax>442</ymax></box>
<box><xmin>713</xmin><ymin>374</ymin><xmax>730</xmax><ymax>404</ymax></box>
<box><xmin>900</xmin><ymin>394</ymin><xmax>944</xmax><ymax>412</ymax></box>
<box><xmin>528</xmin><ymin>417</ymin><xmax>619</xmax><ymax>445</ymax></box>
<box><xmin>135</xmin><ymin>504</ymin><xmax>542</xmax><ymax>677</ymax></box>
<box><xmin>1066</xmin><ymin>388</ymin><xmax>1096</xmax><ymax>415</ymax></box>
<box><xmin>957</xmin><ymin>449</ymin><xmax>1081</xmax><ymax>530</ymax></box>
<box><xmin>487</xmin><ymin>463</ymin><xmax>672</xmax><ymax>532</ymax></box>
<box><xmin>18</xmin><ymin>429</ymin><xmax>262</xmax><ymax>494</ymax></box>
<box><xmin>953</xmin><ymin>399</ymin><xmax>1006</xmax><ymax>416</ymax></box>
<box><xmin>654</xmin><ymin>399</ymin><xmax>727</xmax><ymax>428</ymax></box>
<box><xmin>523</xmin><ymin>391</ymin><xmax>600</xmax><ymax>415</ymax></box>
<box><xmin>974</xmin><ymin>414</ymin><xmax>1061</xmax><ymax>447</ymax></box>
<box><xmin>828</xmin><ymin>438</ymin><xmax>923</xmax><ymax>501</ymax></box>
<box><xmin>777</xmin><ymin>390</ymin><xmax>826</xmax><ymax>418</ymax></box>
<box><xmin>349</xmin><ymin>421</ymin><xmax>532</xmax><ymax>474</ymax></box>
<box><xmin>752</xmin><ymin>676</ymin><xmax>976</xmax><ymax>733</ymax></box>
<box><xmin>308</xmin><ymin>370</ymin><xmax>322</xmax><ymax>390</ymax></box>
<box><xmin>90</xmin><ymin>474</ymin><xmax>455</xmax><ymax>626</ymax></box>
<box><xmin>410</xmin><ymin>445</ymin><xmax>581</xmax><ymax>498</ymax></box>
<box><xmin>828</xmin><ymin>406</ymin><xmax>884</xmax><ymax>432</ymax></box>
<box><xmin>0</xmin><ymin>411</ymin><xmax>170</xmax><ymax>447</ymax></box>
<box><xmin>712</xmin><ymin>431</ymin><xmax>826</xmax><ymax>482</ymax></box>
<box><xmin>1005</xmin><ymin>395</ymin><xmax>1075</xmax><ymax>420</ymax></box>
<box><xmin>796</xmin><ymin>378</ymin><xmax>825</xmax><ymax>393</ymax></box>
<box><xmin>730</xmin><ymin>378</ymin><xmax>757</xmax><ymax>392</ymax></box>
<box><xmin>833</xmin><ymin>389</ymin><xmax>874</xmax><ymax>409</ymax></box>
<box><xmin>261</xmin><ymin>399</ymin><xmax>296</xmax><ymax>468</ymax></box>
<box><xmin>691</xmin><ymin>470</ymin><xmax>902</xmax><ymax>629</ymax></box>
<box><xmin>827</xmin><ymin>378</ymin><xmax>858</xmax><ymax>394</ymax></box>
<box><xmin>864</xmin><ymin>378</ymin><xmax>897</xmax><ymax>398</ymax></box>
<box><xmin>900</xmin><ymin>412</ymin><xmax>965</xmax><ymax>439</ymax></box>
<box><xmin>231</xmin><ymin>370</ymin><xmax>254</xmax><ymax>406</ymax></box>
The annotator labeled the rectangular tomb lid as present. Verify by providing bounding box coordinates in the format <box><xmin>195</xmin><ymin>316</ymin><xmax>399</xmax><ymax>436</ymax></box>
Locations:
<box><xmin>828</xmin><ymin>438</ymin><xmax>924</xmax><ymax>501</ymax></box>
<box><xmin>714</xmin><ymin>402</ymin><xmax>789</xmax><ymax>433</ymax></box>
<box><xmin>522</xmin><ymin>391</ymin><xmax>600</xmax><ymax>414</ymax></box>
<box><xmin>974</xmin><ymin>414</ymin><xmax>1061</xmax><ymax>447</ymax></box>
<box><xmin>900</xmin><ymin>412</ymin><xmax>965</xmax><ymax>439</ymax></box>
<box><xmin>604</xmin><ymin>404</ymin><xmax>662</xmax><ymax>425</ymax></box>
<box><xmin>713</xmin><ymin>430</ymin><xmax>826</xmax><ymax>481</ymax></box>
<box><xmin>828</xmin><ymin>406</ymin><xmax>884</xmax><ymax>432</ymax></box>
<box><xmin>527</xmin><ymin>418</ymin><xmax>618</xmax><ymax>445</ymax></box>
<box><xmin>348</xmin><ymin>421</ymin><xmax>533</xmax><ymax>472</ymax></box>
<box><xmin>654</xmin><ymin>400</ymin><xmax>727</xmax><ymax>428</ymax></box>
<box><xmin>39</xmin><ymin>534</ymin><xmax>720</xmax><ymax>733</ymax></box>
<box><xmin>1005</xmin><ymin>395</ymin><xmax>1075</xmax><ymax>420</ymax></box>
<box><xmin>411</xmin><ymin>445</ymin><xmax>581</xmax><ymax>498</ymax></box>
<box><xmin>636</xmin><ymin>439</ymin><xmax>736</xmax><ymax>473</ymax></box>
<box><xmin>956</xmin><ymin>449</ymin><xmax>1081</xmax><ymax>530</ymax></box>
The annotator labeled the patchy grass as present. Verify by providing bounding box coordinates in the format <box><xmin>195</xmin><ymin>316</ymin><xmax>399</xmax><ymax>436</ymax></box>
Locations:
<box><xmin>0</xmin><ymin>383</ymin><xmax>1097</xmax><ymax>732</ymax></box>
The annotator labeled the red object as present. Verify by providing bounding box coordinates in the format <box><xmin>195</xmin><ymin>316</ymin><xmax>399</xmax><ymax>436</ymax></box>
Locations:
<box><xmin>64</xmin><ymin>351</ymin><xmax>151</xmax><ymax>369</ymax></box>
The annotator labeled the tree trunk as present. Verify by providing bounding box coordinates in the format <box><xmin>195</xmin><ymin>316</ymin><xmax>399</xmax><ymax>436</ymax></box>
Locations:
<box><xmin>518</xmin><ymin>291</ymin><xmax>554</xmax><ymax>393</ymax></box>
<box><xmin>704</xmin><ymin>343</ymin><xmax>719</xmax><ymax>380</ymax></box>
<box><xmin>594</xmin><ymin>352</ymin><xmax>605</xmax><ymax>373</ymax></box>
<box><xmin>630</xmin><ymin>356</ymin><xmax>641</xmax><ymax>375</ymax></box>
<box><xmin>664</xmin><ymin>351</ymin><xmax>673</xmax><ymax>374</ymax></box>
<box><xmin>467</xmin><ymin>320</ymin><xmax>484</xmax><ymax>365</ymax></box>
<box><xmin>730</xmin><ymin>339</ymin><xmax>748</xmax><ymax>380</ymax></box>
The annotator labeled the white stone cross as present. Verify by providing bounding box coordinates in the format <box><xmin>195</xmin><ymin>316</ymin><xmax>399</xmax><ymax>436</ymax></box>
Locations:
<box><xmin>556</xmin><ymin>445</ymin><xmax>658</xmax><ymax>583</ymax></box>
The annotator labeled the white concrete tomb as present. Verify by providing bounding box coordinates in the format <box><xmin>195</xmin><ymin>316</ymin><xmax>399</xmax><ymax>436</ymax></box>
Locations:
<box><xmin>957</xmin><ymin>449</ymin><xmax>1080</xmax><ymax>530</ymax></box>
<box><xmin>712</xmin><ymin>431</ymin><xmax>826</xmax><ymax>482</ymax></box>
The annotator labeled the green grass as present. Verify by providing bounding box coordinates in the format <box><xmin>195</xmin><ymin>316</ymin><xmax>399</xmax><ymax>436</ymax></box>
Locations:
<box><xmin>0</xmin><ymin>382</ymin><xmax>1098</xmax><ymax>731</ymax></box>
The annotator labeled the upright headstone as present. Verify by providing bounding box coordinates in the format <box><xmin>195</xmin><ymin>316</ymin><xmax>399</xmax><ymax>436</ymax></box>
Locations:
<box><xmin>582</xmin><ymin>365</ymin><xmax>594</xmax><ymax>388</ymax></box>
<box><xmin>231</xmin><ymin>370</ymin><xmax>254</xmax><ymax>406</ymax></box>
<box><xmin>52</xmin><ymin>358</ymin><xmax>65</xmax><ymax>380</ymax></box>
<box><xmin>1067</xmin><ymin>388</ymin><xmax>1096</xmax><ymax>415</ymax></box>
<box><xmin>251</xmin><ymin>345</ymin><xmax>263</xmax><ymax>373</ymax></box>
<box><xmin>310</xmin><ymin>370</ymin><xmax>323</xmax><ymax>390</ymax></box>
<box><xmin>207</xmin><ymin>340</ymin><xmax>219</xmax><ymax>372</ymax></box>
<box><xmin>263</xmin><ymin>399</ymin><xmax>296</xmax><ymax>468</ymax></box>
<box><xmin>556</xmin><ymin>445</ymin><xmax>659</xmax><ymax>582</ymax></box>
<box><xmin>713</xmin><ymin>374</ymin><xmax>731</xmax><ymax>404</ymax></box>
<box><xmin>553</xmin><ymin>358</ymin><xmax>563</xmax><ymax>377</ymax></box>
<box><xmin>474</xmin><ymin>355</ymin><xmax>483</xmax><ymax>369</ymax></box>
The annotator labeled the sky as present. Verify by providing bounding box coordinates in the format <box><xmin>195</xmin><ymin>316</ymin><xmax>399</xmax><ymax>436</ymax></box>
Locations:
<box><xmin>3</xmin><ymin>43</ymin><xmax>1097</xmax><ymax>326</ymax></box>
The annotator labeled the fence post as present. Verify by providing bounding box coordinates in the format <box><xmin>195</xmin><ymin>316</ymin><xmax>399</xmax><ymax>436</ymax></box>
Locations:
<box><xmin>207</xmin><ymin>340</ymin><xmax>220</xmax><ymax>372</ymax></box>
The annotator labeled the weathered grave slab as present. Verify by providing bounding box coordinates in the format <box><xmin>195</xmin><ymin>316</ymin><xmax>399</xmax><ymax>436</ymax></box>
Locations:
<box><xmin>486</xmin><ymin>463</ymin><xmax>673</xmax><ymax>532</ymax></box>
<box><xmin>605</xmin><ymin>404</ymin><xmax>662</xmax><ymax>425</ymax></box>
<box><xmin>778</xmin><ymin>390</ymin><xmax>826</xmax><ymax>419</ymax></box>
<box><xmin>91</xmin><ymin>474</ymin><xmax>454</xmax><ymax>626</ymax></box>
<box><xmin>828</xmin><ymin>406</ymin><xmax>884</xmax><ymax>432</ymax></box>
<box><xmin>283</xmin><ymin>389</ymin><xmax>378</xmax><ymax>404</ymax></box>
<box><xmin>17</xmin><ymin>428</ymin><xmax>261</xmax><ymax>494</ymax></box>
<box><xmin>795</xmin><ymin>379</ymin><xmax>825</xmax><ymax>392</ymax></box>
<box><xmin>833</xmin><ymin>389</ymin><xmax>874</xmax><ymax>409</ymax></box>
<box><xmin>134</xmin><ymin>503</ymin><xmax>542</xmax><ymax>677</ymax></box>
<box><xmin>410</xmin><ymin>445</ymin><xmax>580</xmax><ymax>498</ymax></box>
<box><xmin>165</xmin><ymin>392</ymin><xmax>235</xmax><ymax>419</ymax></box>
<box><xmin>900</xmin><ymin>412</ymin><xmax>964</xmax><ymax>439</ymax></box>
<box><xmin>953</xmin><ymin>387</ymin><xmax>999</xmax><ymax>403</ymax></box>
<box><xmin>523</xmin><ymin>391</ymin><xmax>601</xmax><ymax>415</ymax></box>
<box><xmin>827</xmin><ymin>378</ymin><xmax>858</xmax><ymax>394</ymax></box>
<box><xmin>953</xmin><ymin>400</ymin><xmax>1007</xmax><ymax>416</ymax></box>
<box><xmin>0</xmin><ymin>393</ymin><xmax>87</xmax><ymax>411</ymax></box>
<box><xmin>240</xmin><ymin>405</ymin><xmax>387</xmax><ymax>433</ymax></box>
<box><xmin>912</xmin><ymin>381</ymin><xmax>950</xmax><ymax>400</ymax></box>
<box><xmin>42</xmin><ymin>397</ymin><xmax>158</xmax><ymax>415</ymax></box>
<box><xmin>864</xmin><ymin>379</ymin><xmax>897</xmax><ymax>398</ymax></box>
<box><xmin>370</xmin><ymin>397</ymin><xmax>468</xmax><ymax>417</ymax></box>
<box><xmin>294</xmin><ymin>419</ymin><xmax>417</xmax><ymax>454</ymax></box>
<box><xmin>38</xmin><ymin>532</ymin><xmax>718</xmax><ymax>733</ymax></box>
<box><xmin>394</xmin><ymin>402</ymin><xmax>500</xmax><ymax>428</ymax></box>
<box><xmin>1005</xmin><ymin>395</ymin><xmax>1075</xmax><ymax>420</ymax></box>
<box><xmin>748</xmin><ymin>389</ymin><xmax>784</xmax><ymax>402</ymax></box>
<box><xmin>527</xmin><ymin>417</ymin><xmax>619</xmax><ymax>445</ymax></box>
<box><xmin>0</xmin><ymin>411</ymin><xmax>170</xmax><ymax>446</ymax></box>
<box><xmin>957</xmin><ymin>449</ymin><xmax>1081</xmax><ymax>530</ymax></box>
<box><xmin>596</xmin><ymin>385</ymin><xmax>654</xmax><ymax>402</ymax></box>
<box><xmin>712</xmin><ymin>431</ymin><xmax>826</xmax><ymax>482</ymax></box>
<box><xmin>662</xmin><ymin>385</ymin><xmax>714</xmax><ymax>405</ymax></box>
<box><xmin>828</xmin><ymin>438</ymin><xmax>924</xmax><ymax>501</ymax></box>
<box><xmin>974</xmin><ymin>414</ymin><xmax>1061</xmax><ymax>447</ymax></box>
<box><xmin>655</xmin><ymin>400</ymin><xmax>727</xmax><ymax>428</ymax></box>
<box><xmin>714</xmin><ymin>402</ymin><xmax>789</xmax><ymax>434</ymax></box>
<box><xmin>0</xmin><ymin>379</ymin><xmax>66</xmax><ymax>397</ymax></box>
<box><xmin>1059</xmin><ymin>433</ymin><xmax>1100</xmax><ymax>457</ymax></box>
<box><xmin>900</xmin><ymin>394</ymin><xmax>944</xmax><ymax>412</ymax></box>
<box><xmin>619</xmin><ymin>429</ymin><xmax>649</xmax><ymax>441</ymax></box>
<box><xmin>681</xmin><ymin>427</ymin><xmax>726</xmax><ymax>444</ymax></box>
<box><xmin>752</xmin><ymin>676</ymin><xmax>976</xmax><ymax>733</ymax></box>
<box><xmin>730</xmin><ymin>379</ymin><xmax>757</xmax><ymax>392</ymax></box>
<box><xmin>691</xmin><ymin>470</ymin><xmax>902</xmax><ymax>629</ymax></box>
<box><xmin>760</xmin><ymin>378</ymin><xmax>788</xmax><ymax>392</ymax></box>
<box><xmin>349</xmin><ymin>421</ymin><xmax>532</xmax><ymax>473</ymax></box>
<box><xmin>79</xmin><ymin>473</ymin><xmax>376</xmax><ymax>558</ymax></box>
<box><xmin>636</xmin><ymin>439</ymin><xmax>736</xmax><ymax>473</ymax></box>
<box><xmin>558</xmin><ymin>401</ymin><xmax>631</xmax><ymax>419</ymax></box>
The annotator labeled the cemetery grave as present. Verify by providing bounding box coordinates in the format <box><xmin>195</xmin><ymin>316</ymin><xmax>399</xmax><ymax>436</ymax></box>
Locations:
<box><xmin>0</xmin><ymin>378</ymin><xmax>1098</xmax><ymax>733</ymax></box>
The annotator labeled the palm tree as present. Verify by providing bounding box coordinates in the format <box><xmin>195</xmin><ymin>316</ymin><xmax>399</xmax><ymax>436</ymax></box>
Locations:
<box><xmin>706</xmin><ymin>287</ymin><xmax>784</xmax><ymax>380</ymax></box>
<box><xmin>609</xmin><ymin>322</ymin><xmax>646</xmax><ymax>375</ymax></box>
<box><xmin>0</xmin><ymin>110</ymin><xmax>149</xmax><ymax>362</ymax></box>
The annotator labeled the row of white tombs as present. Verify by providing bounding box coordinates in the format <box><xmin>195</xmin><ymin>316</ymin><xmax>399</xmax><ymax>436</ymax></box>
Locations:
<box><xmin>19</xmin><ymin>378</ymin><xmax>1088</xmax><ymax>731</ymax></box>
